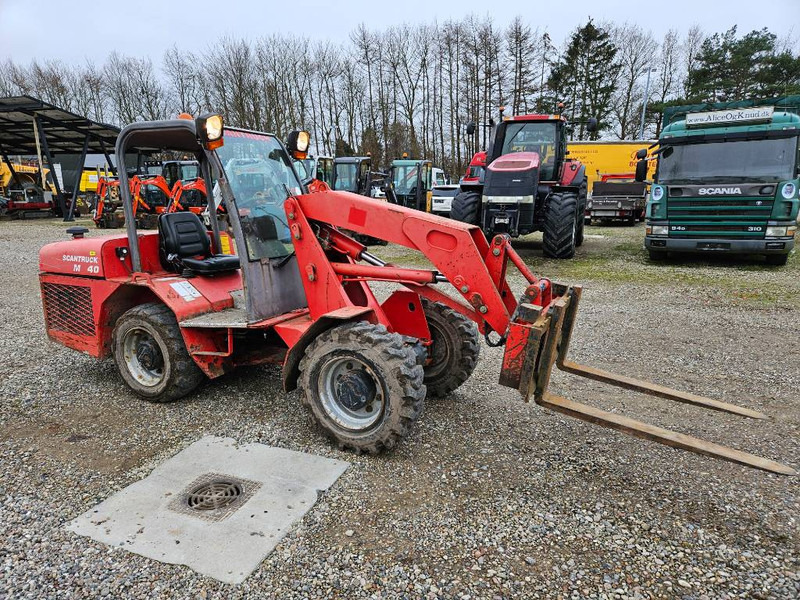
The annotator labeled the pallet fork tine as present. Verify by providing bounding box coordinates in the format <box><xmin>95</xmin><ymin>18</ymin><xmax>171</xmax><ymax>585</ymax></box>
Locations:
<box><xmin>518</xmin><ymin>285</ymin><xmax>796</xmax><ymax>476</ymax></box>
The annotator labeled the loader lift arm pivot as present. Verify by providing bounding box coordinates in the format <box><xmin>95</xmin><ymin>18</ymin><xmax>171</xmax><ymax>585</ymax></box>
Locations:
<box><xmin>286</xmin><ymin>189</ymin><xmax>795</xmax><ymax>475</ymax></box>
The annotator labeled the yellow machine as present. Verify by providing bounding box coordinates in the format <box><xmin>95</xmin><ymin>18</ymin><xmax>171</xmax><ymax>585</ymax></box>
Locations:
<box><xmin>567</xmin><ymin>141</ymin><xmax>656</xmax><ymax>194</ymax></box>
<box><xmin>0</xmin><ymin>162</ymin><xmax>56</xmax><ymax>196</ymax></box>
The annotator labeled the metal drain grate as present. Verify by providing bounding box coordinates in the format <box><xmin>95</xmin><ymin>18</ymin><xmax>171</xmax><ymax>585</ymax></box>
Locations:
<box><xmin>188</xmin><ymin>481</ymin><xmax>242</xmax><ymax>510</ymax></box>
<box><xmin>169</xmin><ymin>473</ymin><xmax>262</xmax><ymax>522</ymax></box>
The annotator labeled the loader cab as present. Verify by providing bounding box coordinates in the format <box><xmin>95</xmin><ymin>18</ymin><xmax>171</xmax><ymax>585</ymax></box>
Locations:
<box><xmin>115</xmin><ymin>116</ymin><xmax>307</xmax><ymax>322</ymax></box>
<box><xmin>388</xmin><ymin>158</ymin><xmax>433</xmax><ymax>212</ymax></box>
<box><xmin>332</xmin><ymin>157</ymin><xmax>372</xmax><ymax>195</ymax></box>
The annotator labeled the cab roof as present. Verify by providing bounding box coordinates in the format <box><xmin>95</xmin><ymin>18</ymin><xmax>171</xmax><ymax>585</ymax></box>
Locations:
<box><xmin>661</xmin><ymin>111</ymin><xmax>800</xmax><ymax>140</ymax></box>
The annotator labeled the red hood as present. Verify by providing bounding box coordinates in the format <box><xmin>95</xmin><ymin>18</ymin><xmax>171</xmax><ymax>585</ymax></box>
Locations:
<box><xmin>488</xmin><ymin>152</ymin><xmax>540</xmax><ymax>172</ymax></box>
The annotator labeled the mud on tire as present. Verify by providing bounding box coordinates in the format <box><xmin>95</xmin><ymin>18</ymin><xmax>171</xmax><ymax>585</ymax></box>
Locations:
<box><xmin>421</xmin><ymin>299</ymin><xmax>480</xmax><ymax>397</ymax></box>
<box><xmin>299</xmin><ymin>321</ymin><xmax>426</xmax><ymax>454</ymax></box>
<box><xmin>112</xmin><ymin>302</ymin><xmax>204</xmax><ymax>402</ymax></box>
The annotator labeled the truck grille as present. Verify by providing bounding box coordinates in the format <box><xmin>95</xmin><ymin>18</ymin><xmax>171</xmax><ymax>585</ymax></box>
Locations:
<box><xmin>667</xmin><ymin>196</ymin><xmax>771</xmax><ymax>238</ymax></box>
<box><xmin>42</xmin><ymin>283</ymin><xmax>95</xmax><ymax>336</ymax></box>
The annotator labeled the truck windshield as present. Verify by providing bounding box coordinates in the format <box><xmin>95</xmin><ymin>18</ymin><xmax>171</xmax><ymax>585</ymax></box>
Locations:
<box><xmin>497</xmin><ymin>122</ymin><xmax>558</xmax><ymax>180</ymax></box>
<box><xmin>658</xmin><ymin>137</ymin><xmax>798</xmax><ymax>184</ymax></box>
<box><xmin>216</xmin><ymin>129</ymin><xmax>303</xmax><ymax>261</ymax></box>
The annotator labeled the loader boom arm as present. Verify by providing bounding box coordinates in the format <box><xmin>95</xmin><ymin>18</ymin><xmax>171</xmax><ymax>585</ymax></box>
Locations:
<box><xmin>283</xmin><ymin>189</ymin><xmax>795</xmax><ymax>476</ymax></box>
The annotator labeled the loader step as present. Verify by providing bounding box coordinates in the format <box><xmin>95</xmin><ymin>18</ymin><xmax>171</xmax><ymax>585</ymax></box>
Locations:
<box><xmin>180</xmin><ymin>307</ymin><xmax>249</xmax><ymax>329</ymax></box>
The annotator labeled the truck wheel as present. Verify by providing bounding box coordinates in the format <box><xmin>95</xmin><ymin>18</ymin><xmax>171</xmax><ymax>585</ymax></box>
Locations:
<box><xmin>765</xmin><ymin>254</ymin><xmax>789</xmax><ymax>266</ymax></box>
<box><xmin>576</xmin><ymin>182</ymin><xmax>587</xmax><ymax>247</ymax></box>
<box><xmin>450</xmin><ymin>191</ymin><xmax>481</xmax><ymax>225</ymax></box>
<box><xmin>299</xmin><ymin>321</ymin><xmax>426</xmax><ymax>454</ymax></box>
<box><xmin>421</xmin><ymin>299</ymin><xmax>480</xmax><ymax>397</ymax></box>
<box><xmin>542</xmin><ymin>193</ymin><xmax>578</xmax><ymax>259</ymax></box>
<box><xmin>112</xmin><ymin>302</ymin><xmax>204</xmax><ymax>402</ymax></box>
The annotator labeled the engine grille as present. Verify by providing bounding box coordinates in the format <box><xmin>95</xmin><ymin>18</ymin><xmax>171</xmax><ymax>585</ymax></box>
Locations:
<box><xmin>667</xmin><ymin>196</ymin><xmax>771</xmax><ymax>239</ymax></box>
<box><xmin>41</xmin><ymin>283</ymin><xmax>95</xmax><ymax>336</ymax></box>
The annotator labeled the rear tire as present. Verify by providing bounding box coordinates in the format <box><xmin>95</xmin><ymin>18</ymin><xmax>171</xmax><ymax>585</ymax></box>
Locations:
<box><xmin>765</xmin><ymin>253</ymin><xmax>789</xmax><ymax>266</ymax></box>
<box><xmin>542</xmin><ymin>192</ymin><xmax>578</xmax><ymax>259</ymax></box>
<box><xmin>299</xmin><ymin>321</ymin><xmax>426</xmax><ymax>454</ymax></box>
<box><xmin>421</xmin><ymin>299</ymin><xmax>480</xmax><ymax>397</ymax></box>
<box><xmin>113</xmin><ymin>302</ymin><xmax>204</xmax><ymax>402</ymax></box>
<box><xmin>450</xmin><ymin>190</ymin><xmax>481</xmax><ymax>226</ymax></box>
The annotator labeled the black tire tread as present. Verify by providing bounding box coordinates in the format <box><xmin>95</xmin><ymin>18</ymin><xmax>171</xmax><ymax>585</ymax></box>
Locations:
<box><xmin>450</xmin><ymin>190</ymin><xmax>481</xmax><ymax>225</ymax></box>
<box><xmin>113</xmin><ymin>302</ymin><xmax>204</xmax><ymax>403</ymax></box>
<box><xmin>542</xmin><ymin>192</ymin><xmax>578</xmax><ymax>259</ymax></box>
<box><xmin>421</xmin><ymin>299</ymin><xmax>480</xmax><ymax>397</ymax></box>
<box><xmin>298</xmin><ymin>321</ymin><xmax>426</xmax><ymax>454</ymax></box>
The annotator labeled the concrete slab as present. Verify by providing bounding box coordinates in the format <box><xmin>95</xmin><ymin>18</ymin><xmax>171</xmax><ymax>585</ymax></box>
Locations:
<box><xmin>67</xmin><ymin>436</ymin><xmax>349</xmax><ymax>584</ymax></box>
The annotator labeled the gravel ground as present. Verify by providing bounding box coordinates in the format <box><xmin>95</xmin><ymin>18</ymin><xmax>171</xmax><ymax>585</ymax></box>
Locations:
<box><xmin>0</xmin><ymin>218</ymin><xmax>798</xmax><ymax>599</ymax></box>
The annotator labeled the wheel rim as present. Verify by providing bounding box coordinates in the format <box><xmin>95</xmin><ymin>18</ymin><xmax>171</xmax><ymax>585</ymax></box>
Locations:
<box><xmin>318</xmin><ymin>355</ymin><xmax>384</xmax><ymax>431</ymax></box>
<box><xmin>426</xmin><ymin>321</ymin><xmax>452</xmax><ymax>379</ymax></box>
<box><xmin>122</xmin><ymin>327</ymin><xmax>166</xmax><ymax>387</ymax></box>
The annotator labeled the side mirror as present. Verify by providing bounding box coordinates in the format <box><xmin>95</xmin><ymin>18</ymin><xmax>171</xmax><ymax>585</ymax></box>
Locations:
<box><xmin>635</xmin><ymin>159</ymin><xmax>648</xmax><ymax>182</ymax></box>
<box><xmin>466</xmin><ymin>122</ymin><xmax>476</xmax><ymax>135</ymax></box>
<box><xmin>586</xmin><ymin>118</ymin><xmax>598</xmax><ymax>133</ymax></box>
<box><xmin>635</xmin><ymin>148</ymin><xmax>647</xmax><ymax>160</ymax></box>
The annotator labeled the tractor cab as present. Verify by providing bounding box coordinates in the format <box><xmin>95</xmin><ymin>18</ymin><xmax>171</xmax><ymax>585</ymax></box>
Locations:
<box><xmin>332</xmin><ymin>156</ymin><xmax>372</xmax><ymax>195</ymax></box>
<box><xmin>387</xmin><ymin>158</ymin><xmax>433</xmax><ymax>212</ymax></box>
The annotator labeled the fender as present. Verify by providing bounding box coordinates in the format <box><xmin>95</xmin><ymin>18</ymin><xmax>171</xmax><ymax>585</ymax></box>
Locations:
<box><xmin>559</xmin><ymin>161</ymin><xmax>585</xmax><ymax>188</ymax></box>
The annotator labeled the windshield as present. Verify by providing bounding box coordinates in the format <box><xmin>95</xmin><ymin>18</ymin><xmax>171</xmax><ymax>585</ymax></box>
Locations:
<box><xmin>392</xmin><ymin>165</ymin><xmax>419</xmax><ymax>195</ymax></box>
<box><xmin>333</xmin><ymin>163</ymin><xmax>359</xmax><ymax>192</ymax></box>
<box><xmin>496</xmin><ymin>122</ymin><xmax>558</xmax><ymax>180</ymax></box>
<box><xmin>658</xmin><ymin>137</ymin><xmax>798</xmax><ymax>184</ymax></box>
<box><xmin>216</xmin><ymin>129</ymin><xmax>303</xmax><ymax>261</ymax></box>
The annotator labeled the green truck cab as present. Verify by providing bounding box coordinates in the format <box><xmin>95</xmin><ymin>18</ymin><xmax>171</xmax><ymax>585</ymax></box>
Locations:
<box><xmin>645</xmin><ymin>106</ymin><xmax>799</xmax><ymax>265</ymax></box>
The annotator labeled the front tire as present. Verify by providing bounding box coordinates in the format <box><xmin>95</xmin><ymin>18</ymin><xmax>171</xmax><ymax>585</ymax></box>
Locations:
<box><xmin>421</xmin><ymin>299</ymin><xmax>480</xmax><ymax>397</ymax></box>
<box><xmin>450</xmin><ymin>190</ymin><xmax>481</xmax><ymax>226</ymax></box>
<box><xmin>112</xmin><ymin>303</ymin><xmax>204</xmax><ymax>402</ymax></box>
<box><xmin>299</xmin><ymin>322</ymin><xmax>425</xmax><ymax>454</ymax></box>
<box><xmin>542</xmin><ymin>192</ymin><xmax>578</xmax><ymax>259</ymax></box>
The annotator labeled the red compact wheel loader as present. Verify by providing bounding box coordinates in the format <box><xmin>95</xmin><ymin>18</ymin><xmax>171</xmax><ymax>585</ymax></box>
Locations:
<box><xmin>38</xmin><ymin>115</ymin><xmax>794</xmax><ymax>475</ymax></box>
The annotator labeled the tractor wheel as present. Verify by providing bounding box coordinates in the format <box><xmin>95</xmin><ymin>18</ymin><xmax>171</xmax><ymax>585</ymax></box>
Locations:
<box><xmin>421</xmin><ymin>299</ymin><xmax>480</xmax><ymax>397</ymax></box>
<box><xmin>112</xmin><ymin>302</ymin><xmax>204</xmax><ymax>402</ymax></box>
<box><xmin>450</xmin><ymin>191</ymin><xmax>481</xmax><ymax>225</ymax></box>
<box><xmin>576</xmin><ymin>182</ymin><xmax>587</xmax><ymax>247</ymax></box>
<box><xmin>299</xmin><ymin>321</ymin><xmax>426</xmax><ymax>454</ymax></box>
<box><xmin>542</xmin><ymin>192</ymin><xmax>578</xmax><ymax>259</ymax></box>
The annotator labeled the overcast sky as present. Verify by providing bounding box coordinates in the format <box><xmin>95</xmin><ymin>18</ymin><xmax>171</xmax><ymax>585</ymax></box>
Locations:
<box><xmin>1</xmin><ymin>0</ymin><xmax>798</xmax><ymax>65</ymax></box>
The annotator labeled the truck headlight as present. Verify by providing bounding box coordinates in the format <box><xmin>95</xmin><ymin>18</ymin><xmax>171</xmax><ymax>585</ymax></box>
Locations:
<box><xmin>617</xmin><ymin>201</ymin><xmax>623</xmax><ymax>208</ymax></box>
<box><xmin>766</xmin><ymin>226</ymin><xmax>788</xmax><ymax>237</ymax></box>
<box><xmin>651</xmin><ymin>225</ymin><xmax>668</xmax><ymax>236</ymax></box>
<box><xmin>781</xmin><ymin>182</ymin><xmax>797</xmax><ymax>199</ymax></box>
<box><xmin>651</xmin><ymin>186</ymin><xmax>664</xmax><ymax>201</ymax></box>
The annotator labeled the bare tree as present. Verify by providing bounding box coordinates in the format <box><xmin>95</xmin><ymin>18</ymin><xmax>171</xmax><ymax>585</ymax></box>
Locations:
<box><xmin>611</xmin><ymin>23</ymin><xmax>656</xmax><ymax>139</ymax></box>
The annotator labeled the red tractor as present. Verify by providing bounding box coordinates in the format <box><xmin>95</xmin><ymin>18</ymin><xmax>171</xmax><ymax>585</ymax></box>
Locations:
<box><xmin>37</xmin><ymin>115</ymin><xmax>793</xmax><ymax>474</ymax></box>
<box><xmin>452</xmin><ymin>112</ymin><xmax>592</xmax><ymax>259</ymax></box>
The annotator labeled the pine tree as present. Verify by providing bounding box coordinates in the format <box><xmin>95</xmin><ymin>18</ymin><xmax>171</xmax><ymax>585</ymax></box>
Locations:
<box><xmin>548</xmin><ymin>19</ymin><xmax>620</xmax><ymax>139</ymax></box>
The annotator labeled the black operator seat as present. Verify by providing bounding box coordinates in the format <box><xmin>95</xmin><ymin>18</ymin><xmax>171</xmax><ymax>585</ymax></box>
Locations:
<box><xmin>158</xmin><ymin>212</ymin><xmax>240</xmax><ymax>275</ymax></box>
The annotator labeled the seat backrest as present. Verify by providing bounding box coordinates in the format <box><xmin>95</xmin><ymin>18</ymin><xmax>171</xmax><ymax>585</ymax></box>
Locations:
<box><xmin>158</xmin><ymin>212</ymin><xmax>210</xmax><ymax>259</ymax></box>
